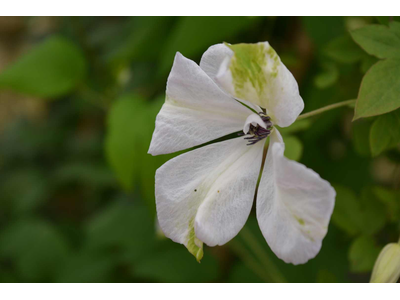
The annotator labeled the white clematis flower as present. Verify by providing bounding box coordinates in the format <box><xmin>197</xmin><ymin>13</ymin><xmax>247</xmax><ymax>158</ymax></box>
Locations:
<box><xmin>148</xmin><ymin>42</ymin><xmax>336</xmax><ymax>265</ymax></box>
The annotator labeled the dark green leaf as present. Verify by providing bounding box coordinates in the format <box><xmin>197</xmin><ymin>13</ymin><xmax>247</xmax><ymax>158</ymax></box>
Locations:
<box><xmin>370</xmin><ymin>110</ymin><xmax>400</xmax><ymax>156</ymax></box>
<box><xmin>360</xmin><ymin>55</ymin><xmax>378</xmax><ymax>73</ymax></box>
<box><xmin>0</xmin><ymin>36</ymin><xmax>87</xmax><ymax>98</ymax></box>
<box><xmin>348</xmin><ymin>235</ymin><xmax>380</xmax><ymax>273</ymax></box>
<box><xmin>360</xmin><ymin>187</ymin><xmax>386</xmax><ymax>235</ymax></box>
<box><xmin>0</xmin><ymin>219</ymin><xmax>70</xmax><ymax>281</ymax></box>
<box><xmin>133</xmin><ymin>246</ymin><xmax>219</xmax><ymax>283</ymax></box>
<box><xmin>372</xmin><ymin>186</ymin><xmax>400</xmax><ymax>223</ymax></box>
<box><xmin>352</xmin><ymin>120</ymin><xmax>373</xmax><ymax>157</ymax></box>
<box><xmin>324</xmin><ymin>34</ymin><xmax>364</xmax><ymax>64</ymax></box>
<box><xmin>331</xmin><ymin>185</ymin><xmax>364</xmax><ymax>235</ymax></box>
<box><xmin>313</xmin><ymin>62</ymin><xmax>339</xmax><ymax>89</ymax></box>
<box><xmin>85</xmin><ymin>198</ymin><xmax>156</xmax><ymax>261</ymax></box>
<box><xmin>301</xmin><ymin>17</ymin><xmax>345</xmax><ymax>48</ymax></box>
<box><xmin>159</xmin><ymin>16</ymin><xmax>259</xmax><ymax>74</ymax></box>
<box><xmin>229</xmin><ymin>262</ymin><xmax>263</xmax><ymax>283</ymax></box>
<box><xmin>56</xmin><ymin>252</ymin><xmax>117</xmax><ymax>283</ymax></box>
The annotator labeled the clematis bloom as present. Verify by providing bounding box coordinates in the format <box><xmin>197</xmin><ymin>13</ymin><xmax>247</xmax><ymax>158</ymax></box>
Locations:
<box><xmin>148</xmin><ymin>42</ymin><xmax>336</xmax><ymax>265</ymax></box>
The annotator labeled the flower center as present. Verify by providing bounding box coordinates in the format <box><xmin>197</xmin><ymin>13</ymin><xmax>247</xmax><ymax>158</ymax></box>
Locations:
<box><xmin>241</xmin><ymin>112</ymin><xmax>273</xmax><ymax>145</ymax></box>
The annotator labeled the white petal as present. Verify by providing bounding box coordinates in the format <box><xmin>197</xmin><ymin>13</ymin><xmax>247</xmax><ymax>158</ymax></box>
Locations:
<box><xmin>243</xmin><ymin>113</ymin><xmax>266</xmax><ymax>134</ymax></box>
<box><xmin>206</xmin><ymin>42</ymin><xmax>304</xmax><ymax>127</ymax></box>
<box><xmin>200</xmin><ymin>43</ymin><xmax>233</xmax><ymax>81</ymax></box>
<box><xmin>256</xmin><ymin>129</ymin><xmax>335</xmax><ymax>265</ymax></box>
<box><xmin>156</xmin><ymin>137</ymin><xmax>264</xmax><ymax>251</ymax></box>
<box><xmin>200</xmin><ymin>44</ymin><xmax>263</xmax><ymax>114</ymax></box>
<box><xmin>148</xmin><ymin>52</ymin><xmax>253</xmax><ymax>156</ymax></box>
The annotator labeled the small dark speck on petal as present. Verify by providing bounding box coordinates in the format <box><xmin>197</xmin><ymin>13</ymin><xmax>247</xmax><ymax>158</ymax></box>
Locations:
<box><xmin>218</xmin><ymin>190</ymin><xmax>220</xmax><ymax>193</ymax></box>
<box><xmin>194</xmin><ymin>189</ymin><xmax>197</xmax><ymax>192</ymax></box>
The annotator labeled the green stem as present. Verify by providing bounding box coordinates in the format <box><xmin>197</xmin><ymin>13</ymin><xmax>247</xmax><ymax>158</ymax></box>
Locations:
<box><xmin>240</xmin><ymin>226</ymin><xmax>287</xmax><ymax>283</ymax></box>
<box><xmin>229</xmin><ymin>240</ymin><xmax>272</xmax><ymax>283</ymax></box>
<box><xmin>296</xmin><ymin>99</ymin><xmax>356</xmax><ymax>121</ymax></box>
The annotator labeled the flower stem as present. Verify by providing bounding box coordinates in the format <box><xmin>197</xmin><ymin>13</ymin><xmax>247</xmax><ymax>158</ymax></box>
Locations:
<box><xmin>296</xmin><ymin>99</ymin><xmax>356</xmax><ymax>121</ymax></box>
<box><xmin>239</xmin><ymin>226</ymin><xmax>287</xmax><ymax>283</ymax></box>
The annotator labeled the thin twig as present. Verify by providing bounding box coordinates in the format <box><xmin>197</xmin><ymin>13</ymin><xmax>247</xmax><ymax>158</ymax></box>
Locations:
<box><xmin>296</xmin><ymin>99</ymin><xmax>356</xmax><ymax>121</ymax></box>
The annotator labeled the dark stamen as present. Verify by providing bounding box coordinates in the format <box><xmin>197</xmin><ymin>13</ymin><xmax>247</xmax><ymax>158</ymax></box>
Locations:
<box><xmin>244</xmin><ymin>112</ymin><xmax>273</xmax><ymax>146</ymax></box>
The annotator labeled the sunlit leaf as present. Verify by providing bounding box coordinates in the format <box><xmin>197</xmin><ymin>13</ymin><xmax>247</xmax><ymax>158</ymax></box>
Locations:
<box><xmin>354</xmin><ymin>59</ymin><xmax>400</xmax><ymax>120</ymax></box>
<box><xmin>0</xmin><ymin>36</ymin><xmax>87</xmax><ymax>98</ymax></box>
<box><xmin>350</xmin><ymin>23</ymin><xmax>400</xmax><ymax>59</ymax></box>
<box><xmin>105</xmin><ymin>94</ymin><xmax>147</xmax><ymax>191</ymax></box>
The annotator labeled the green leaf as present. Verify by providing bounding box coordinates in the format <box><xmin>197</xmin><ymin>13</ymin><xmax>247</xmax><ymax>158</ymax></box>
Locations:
<box><xmin>56</xmin><ymin>252</ymin><xmax>117</xmax><ymax>283</ymax></box>
<box><xmin>331</xmin><ymin>185</ymin><xmax>364</xmax><ymax>235</ymax></box>
<box><xmin>84</xmin><ymin>198</ymin><xmax>156</xmax><ymax>261</ymax></box>
<box><xmin>360</xmin><ymin>55</ymin><xmax>378</xmax><ymax>73</ymax></box>
<box><xmin>313</xmin><ymin>62</ymin><xmax>339</xmax><ymax>89</ymax></box>
<box><xmin>372</xmin><ymin>186</ymin><xmax>400</xmax><ymax>223</ymax></box>
<box><xmin>108</xmin><ymin>17</ymin><xmax>173</xmax><ymax>64</ymax></box>
<box><xmin>350</xmin><ymin>23</ymin><xmax>400</xmax><ymax>59</ymax></box>
<box><xmin>390</xmin><ymin>21</ymin><xmax>400</xmax><ymax>39</ymax></box>
<box><xmin>324</xmin><ymin>34</ymin><xmax>365</xmax><ymax>64</ymax></box>
<box><xmin>301</xmin><ymin>17</ymin><xmax>345</xmax><ymax>48</ymax></box>
<box><xmin>0</xmin><ymin>36</ymin><xmax>87</xmax><ymax>98</ymax></box>
<box><xmin>283</xmin><ymin>135</ymin><xmax>303</xmax><ymax>161</ymax></box>
<box><xmin>331</xmin><ymin>185</ymin><xmax>386</xmax><ymax>236</ymax></box>
<box><xmin>370</xmin><ymin>110</ymin><xmax>400</xmax><ymax>156</ymax></box>
<box><xmin>359</xmin><ymin>187</ymin><xmax>386</xmax><ymax>235</ymax></box>
<box><xmin>159</xmin><ymin>16</ymin><xmax>259</xmax><ymax>74</ymax></box>
<box><xmin>354</xmin><ymin>59</ymin><xmax>400</xmax><ymax>120</ymax></box>
<box><xmin>352</xmin><ymin>120</ymin><xmax>373</xmax><ymax>157</ymax></box>
<box><xmin>105</xmin><ymin>94</ymin><xmax>175</xmax><ymax>213</ymax></box>
<box><xmin>348</xmin><ymin>235</ymin><xmax>380</xmax><ymax>273</ymax></box>
<box><xmin>105</xmin><ymin>94</ymin><xmax>147</xmax><ymax>191</ymax></box>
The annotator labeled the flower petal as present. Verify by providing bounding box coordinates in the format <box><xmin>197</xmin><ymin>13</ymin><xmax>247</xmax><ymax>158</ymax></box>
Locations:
<box><xmin>243</xmin><ymin>113</ymin><xmax>266</xmax><ymax>134</ymax></box>
<box><xmin>148</xmin><ymin>52</ymin><xmax>253</xmax><ymax>156</ymax></box>
<box><xmin>200</xmin><ymin>44</ymin><xmax>262</xmax><ymax>114</ymax></box>
<box><xmin>256</xmin><ymin>129</ymin><xmax>335</xmax><ymax>265</ymax></box>
<box><xmin>156</xmin><ymin>137</ymin><xmax>264</xmax><ymax>255</ymax></box>
<box><xmin>204</xmin><ymin>42</ymin><xmax>304</xmax><ymax>127</ymax></box>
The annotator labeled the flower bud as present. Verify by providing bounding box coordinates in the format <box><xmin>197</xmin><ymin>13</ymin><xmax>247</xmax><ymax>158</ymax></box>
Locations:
<box><xmin>370</xmin><ymin>243</ymin><xmax>400</xmax><ymax>283</ymax></box>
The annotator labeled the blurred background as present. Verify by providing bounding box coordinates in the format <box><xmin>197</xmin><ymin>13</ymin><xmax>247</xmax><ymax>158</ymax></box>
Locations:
<box><xmin>0</xmin><ymin>16</ymin><xmax>399</xmax><ymax>283</ymax></box>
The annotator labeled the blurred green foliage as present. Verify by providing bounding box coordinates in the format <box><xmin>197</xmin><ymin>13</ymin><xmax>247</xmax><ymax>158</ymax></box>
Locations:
<box><xmin>0</xmin><ymin>16</ymin><xmax>399</xmax><ymax>283</ymax></box>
